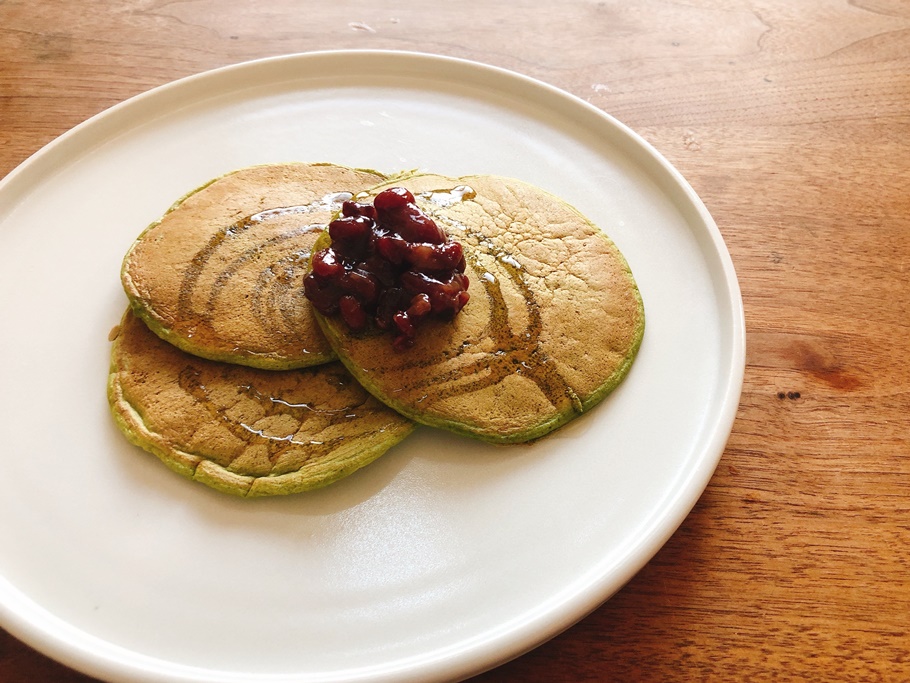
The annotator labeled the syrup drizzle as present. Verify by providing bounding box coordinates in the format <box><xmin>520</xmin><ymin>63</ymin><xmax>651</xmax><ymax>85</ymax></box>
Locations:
<box><xmin>367</xmin><ymin>190</ymin><xmax>579</xmax><ymax>414</ymax></box>
<box><xmin>175</xmin><ymin>193</ymin><xmax>353</xmax><ymax>347</ymax></box>
<box><xmin>176</xmin><ymin>365</ymin><xmax>370</xmax><ymax>473</ymax></box>
<box><xmin>176</xmin><ymin>184</ymin><xmax>579</xmax><ymax>416</ymax></box>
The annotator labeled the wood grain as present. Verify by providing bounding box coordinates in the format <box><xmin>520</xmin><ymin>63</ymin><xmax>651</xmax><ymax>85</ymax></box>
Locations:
<box><xmin>2</xmin><ymin>0</ymin><xmax>909</xmax><ymax>680</ymax></box>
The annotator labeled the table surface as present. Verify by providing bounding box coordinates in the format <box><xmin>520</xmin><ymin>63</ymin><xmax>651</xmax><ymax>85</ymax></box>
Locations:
<box><xmin>2</xmin><ymin>1</ymin><xmax>909</xmax><ymax>681</ymax></box>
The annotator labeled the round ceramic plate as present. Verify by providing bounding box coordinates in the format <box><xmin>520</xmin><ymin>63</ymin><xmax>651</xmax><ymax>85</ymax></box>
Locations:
<box><xmin>0</xmin><ymin>51</ymin><xmax>743</xmax><ymax>682</ymax></box>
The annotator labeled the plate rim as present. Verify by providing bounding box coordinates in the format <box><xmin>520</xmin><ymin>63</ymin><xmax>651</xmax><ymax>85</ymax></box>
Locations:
<box><xmin>0</xmin><ymin>49</ymin><xmax>745</xmax><ymax>683</ymax></box>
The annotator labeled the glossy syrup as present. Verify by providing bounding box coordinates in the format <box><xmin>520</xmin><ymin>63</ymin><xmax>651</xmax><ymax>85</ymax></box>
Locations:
<box><xmin>175</xmin><ymin>193</ymin><xmax>353</xmax><ymax>344</ymax></box>
<box><xmin>385</xmin><ymin>191</ymin><xmax>580</xmax><ymax>414</ymax></box>
<box><xmin>176</xmin><ymin>364</ymin><xmax>371</xmax><ymax>470</ymax></box>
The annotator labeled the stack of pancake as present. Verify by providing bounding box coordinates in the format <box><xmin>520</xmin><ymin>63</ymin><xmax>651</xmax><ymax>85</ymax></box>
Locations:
<box><xmin>110</xmin><ymin>163</ymin><xmax>644</xmax><ymax>497</ymax></box>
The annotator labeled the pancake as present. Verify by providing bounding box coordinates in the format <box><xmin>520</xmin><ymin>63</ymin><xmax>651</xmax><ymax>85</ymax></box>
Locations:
<box><xmin>312</xmin><ymin>174</ymin><xmax>645</xmax><ymax>444</ymax></box>
<box><xmin>108</xmin><ymin>308</ymin><xmax>415</xmax><ymax>497</ymax></box>
<box><xmin>121</xmin><ymin>162</ymin><xmax>386</xmax><ymax>370</ymax></box>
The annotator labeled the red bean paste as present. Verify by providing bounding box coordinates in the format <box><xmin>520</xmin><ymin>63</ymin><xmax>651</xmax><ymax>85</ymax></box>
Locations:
<box><xmin>304</xmin><ymin>187</ymin><xmax>470</xmax><ymax>350</ymax></box>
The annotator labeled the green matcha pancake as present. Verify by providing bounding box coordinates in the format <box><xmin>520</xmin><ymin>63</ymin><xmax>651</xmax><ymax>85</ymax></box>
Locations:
<box><xmin>313</xmin><ymin>174</ymin><xmax>645</xmax><ymax>444</ymax></box>
<box><xmin>121</xmin><ymin>162</ymin><xmax>386</xmax><ymax>370</ymax></box>
<box><xmin>108</xmin><ymin>309</ymin><xmax>414</xmax><ymax>497</ymax></box>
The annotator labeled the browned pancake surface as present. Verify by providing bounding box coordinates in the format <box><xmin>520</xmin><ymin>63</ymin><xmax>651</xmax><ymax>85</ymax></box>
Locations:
<box><xmin>121</xmin><ymin>163</ymin><xmax>386</xmax><ymax>369</ymax></box>
<box><xmin>108</xmin><ymin>309</ymin><xmax>414</xmax><ymax>496</ymax></box>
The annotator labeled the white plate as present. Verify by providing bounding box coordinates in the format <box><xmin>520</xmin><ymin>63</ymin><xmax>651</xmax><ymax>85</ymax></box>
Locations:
<box><xmin>0</xmin><ymin>51</ymin><xmax>744</xmax><ymax>682</ymax></box>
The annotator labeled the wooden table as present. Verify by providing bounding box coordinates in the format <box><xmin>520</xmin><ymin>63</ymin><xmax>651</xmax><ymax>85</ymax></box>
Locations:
<box><xmin>2</xmin><ymin>1</ymin><xmax>908</xmax><ymax>680</ymax></box>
